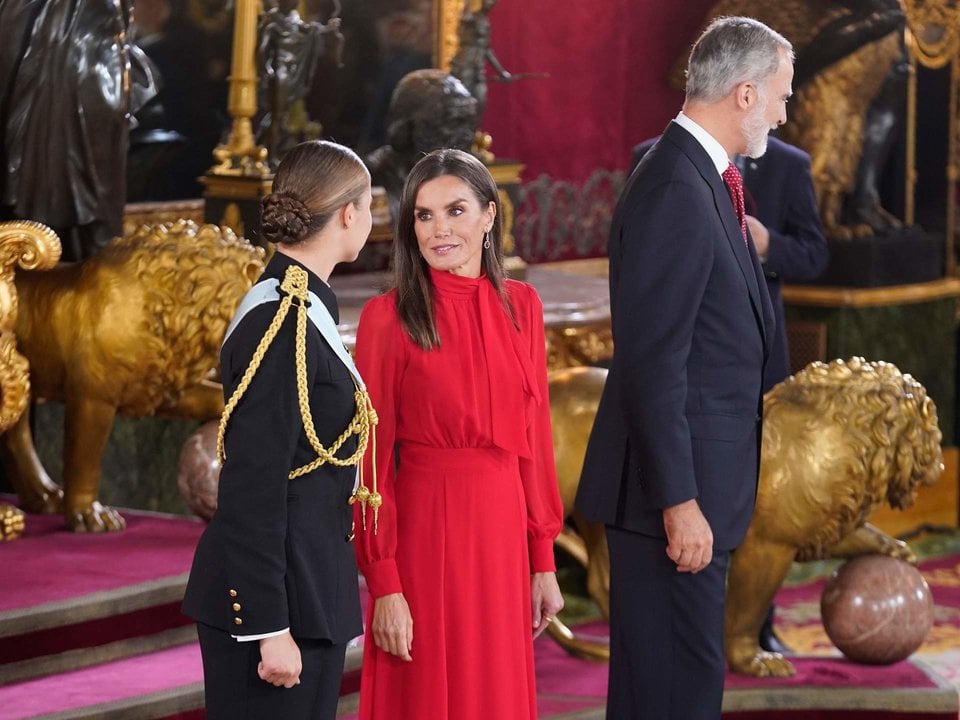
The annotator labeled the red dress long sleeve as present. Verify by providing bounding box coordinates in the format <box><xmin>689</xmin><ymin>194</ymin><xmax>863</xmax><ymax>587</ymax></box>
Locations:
<box><xmin>352</xmin><ymin>268</ymin><xmax>563</xmax><ymax>720</ymax></box>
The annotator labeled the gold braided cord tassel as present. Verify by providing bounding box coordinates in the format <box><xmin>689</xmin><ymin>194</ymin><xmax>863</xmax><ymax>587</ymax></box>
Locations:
<box><xmin>350</xmin><ymin>393</ymin><xmax>381</xmax><ymax>533</ymax></box>
<box><xmin>218</xmin><ymin>266</ymin><xmax>380</xmax><ymax>531</ymax></box>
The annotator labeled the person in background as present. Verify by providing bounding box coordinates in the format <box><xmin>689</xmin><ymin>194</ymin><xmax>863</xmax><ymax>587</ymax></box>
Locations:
<box><xmin>353</xmin><ymin>148</ymin><xmax>564</xmax><ymax>720</ymax></box>
<box><xmin>182</xmin><ymin>140</ymin><xmax>373</xmax><ymax>720</ymax></box>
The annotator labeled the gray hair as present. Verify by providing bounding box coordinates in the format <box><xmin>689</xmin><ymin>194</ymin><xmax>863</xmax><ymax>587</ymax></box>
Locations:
<box><xmin>685</xmin><ymin>16</ymin><xmax>793</xmax><ymax>103</ymax></box>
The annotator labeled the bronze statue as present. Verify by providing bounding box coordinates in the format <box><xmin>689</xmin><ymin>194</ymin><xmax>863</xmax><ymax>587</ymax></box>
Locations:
<box><xmin>365</xmin><ymin>69</ymin><xmax>478</xmax><ymax>218</ymax></box>
<box><xmin>0</xmin><ymin>220</ymin><xmax>61</xmax><ymax>541</ymax></box>
<box><xmin>676</xmin><ymin>0</ymin><xmax>906</xmax><ymax>239</ymax></box>
<box><xmin>548</xmin><ymin>359</ymin><xmax>942</xmax><ymax>668</ymax></box>
<box><xmin>449</xmin><ymin>0</ymin><xmax>546</xmax><ymax>129</ymax></box>
<box><xmin>3</xmin><ymin>220</ymin><xmax>264</xmax><ymax>531</ymax></box>
<box><xmin>449</xmin><ymin>0</ymin><xmax>509</xmax><ymax>120</ymax></box>
<box><xmin>256</xmin><ymin>0</ymin><xmax>344</xmax><ymax>167</ymax></box>
<box><xmin>0</xmin><ymin>0</ymin><xmax>157</xmax><ymax>260</ymax></box>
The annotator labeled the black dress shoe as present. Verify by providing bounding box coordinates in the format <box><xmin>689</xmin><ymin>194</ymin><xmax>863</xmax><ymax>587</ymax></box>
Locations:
<box><xmin>758</xmin><ymin>606</ymin><xmax>793</xmax><ymax>655</ymax></box>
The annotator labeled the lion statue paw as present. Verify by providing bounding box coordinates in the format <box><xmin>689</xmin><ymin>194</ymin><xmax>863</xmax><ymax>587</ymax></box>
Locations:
<box><xmin>18</xmin><ymin>480</ymin><xmax>63</xmax><ymax>515</ymax></box>
<box><xmin>728</xmin><ymin>646</ymin><xmax>796</xmax><ymax>678</ymax></box>
<box><xmin>67</xmin><ymin>501</ymin><xmax>127</xmax><ymax>532</ymax></box>
<box><xmin>879</xmin><ymin>536</ymin><xmax>916</xmax><ymax>564</ymax></box>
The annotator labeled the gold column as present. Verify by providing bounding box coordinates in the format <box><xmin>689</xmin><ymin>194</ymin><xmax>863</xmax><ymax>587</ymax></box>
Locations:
<box><xmin>436</xmin><ymin>0</ymin><xmax>470</xmax><ymax>71</ymax></box>
<box><xmin>209</xmin><ymin>0</ymin><xmax>269</xmax><ymax>176</ymax></box>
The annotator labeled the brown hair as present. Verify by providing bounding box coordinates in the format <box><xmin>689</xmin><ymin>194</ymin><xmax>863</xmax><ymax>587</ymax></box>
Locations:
<box><xmin>260</xmin><ymin>140</ymin><xmax>370</xmax><ymax>245</ymax></box>
<box><xmin>393</xmin><ymin>148</ymin><xmax>512</xmax><ymax>350</ymax></box>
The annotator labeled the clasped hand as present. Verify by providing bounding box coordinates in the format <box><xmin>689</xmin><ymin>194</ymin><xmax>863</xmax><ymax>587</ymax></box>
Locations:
<box><xmin>258</xmin><ymin>631</ymin><xmax>302</xmax><ymax>688</ymax></box>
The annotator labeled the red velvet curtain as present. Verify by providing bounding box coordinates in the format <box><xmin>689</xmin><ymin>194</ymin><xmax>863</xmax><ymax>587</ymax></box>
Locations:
<box><xmin>482</xmin><ymin>0</ymin><xmax>718</xmax><ymax>180</ymax></box>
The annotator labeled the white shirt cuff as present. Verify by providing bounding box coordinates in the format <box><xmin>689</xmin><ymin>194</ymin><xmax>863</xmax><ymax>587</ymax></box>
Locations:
<box><xmin>232</xmin><ymin>628</ymin><xmax>290</xmax><ymax>642</ymax></box>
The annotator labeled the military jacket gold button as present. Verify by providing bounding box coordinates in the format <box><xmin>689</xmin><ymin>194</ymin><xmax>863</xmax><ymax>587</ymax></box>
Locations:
<box><xmin>232</xmin><ymin>603</ymin><xmax>241</xmax><ymax>612</ymax></box>
<box><xmin>234</xmin><ymin>617</ymin><xmax>243</xmax><ymax>625</ymax></box>
<box><xmin>229</xmin><ymin>589</ymin><xmax>238</xmax><ymax>597</ymax></box>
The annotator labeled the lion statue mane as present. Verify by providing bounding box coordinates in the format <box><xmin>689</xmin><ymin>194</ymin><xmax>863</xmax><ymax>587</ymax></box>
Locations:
<box><xmin>4</xmin><ymin>220</ymin><xmax>264</xmax><ymax>531</ymax></box>
<box><xmin>547</xmin><ymin>359</ymin><xmax>943</xmax><ymax>671</ymax></box>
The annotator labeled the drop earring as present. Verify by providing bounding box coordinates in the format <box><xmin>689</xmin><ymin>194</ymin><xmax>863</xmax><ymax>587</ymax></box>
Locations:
<box><xmin>483</xmin><ymin>231</ymin><xmax>491</xmax><ymax>250</ymax></box>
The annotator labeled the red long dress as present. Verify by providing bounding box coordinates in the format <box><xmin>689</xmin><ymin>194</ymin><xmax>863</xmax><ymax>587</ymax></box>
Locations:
<box><xmin>353</xmin><ymin>267</ymin><xmax>563</xmax><ymax>720</ymax></box>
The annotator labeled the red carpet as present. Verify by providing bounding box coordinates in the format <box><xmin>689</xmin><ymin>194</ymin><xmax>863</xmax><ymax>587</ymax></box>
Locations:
<box><xmin>1</xmin><ymin>644</ymin><xmax>202</xmax><ymax>717</ymax></box>
<box><xmin>1</xmin><ymin>503</ymin><xmax>958</xmax><ymax>719</ymax></box>
<box><xmin>2</xmin><ymin>508</ymin><xmax>204</xmax><ymax>612</ymax></box>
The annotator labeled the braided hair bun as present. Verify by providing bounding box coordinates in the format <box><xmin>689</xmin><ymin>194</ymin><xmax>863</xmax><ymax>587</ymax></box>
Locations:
<box><xmin>261</xmin><ymin>191</ymin><xmax>314</xmax><ymax>245</ymax></box>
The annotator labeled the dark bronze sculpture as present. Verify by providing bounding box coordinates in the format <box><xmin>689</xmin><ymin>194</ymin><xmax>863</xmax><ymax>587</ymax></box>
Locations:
<box><xmin>449</xmin><ymin>0</ymin><xmax>545</xmax><ymax>124</ymax></box>
<box><xmin>679</xmin><ymin>0</ymin><xmax>907</xmax><ymax>239</ymax></box>
<box><xmin>256</xmin><ymin>0</ymin><xmax>344</xmax><ymax>167</ymax></box>
<box><xmin>365</xmin><ymin>69</ymin><xmax>478</xmax><ymax>218</ymax></box>
<box><xmin>0</xmin><ymin>0</ymin><xmax>156</xmax><ymax>260</ymax></box>
<box><xmin>449</xmin><ymin>0</ymin><xmax>509</xmax><ymax>121</ymax></box>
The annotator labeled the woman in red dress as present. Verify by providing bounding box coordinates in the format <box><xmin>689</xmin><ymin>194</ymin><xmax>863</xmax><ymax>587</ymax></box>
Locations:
<box><xmin>353</xmin><ymin>149</ymin><xmax>564</xmax><ymax>719</ymax></box>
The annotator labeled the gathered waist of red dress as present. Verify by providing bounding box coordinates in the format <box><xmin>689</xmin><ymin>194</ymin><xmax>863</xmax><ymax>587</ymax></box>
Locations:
<box><xmin>397</xmin><ymin>443</ymin><xmax>516</xmax><ymax>473</ymax></box>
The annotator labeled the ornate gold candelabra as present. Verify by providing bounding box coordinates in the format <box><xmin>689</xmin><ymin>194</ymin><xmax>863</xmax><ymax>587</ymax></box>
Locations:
<box><xmin>209</xmin><ymin>0</ymin><xmax>270</xmax><ymax>177</ymax></box>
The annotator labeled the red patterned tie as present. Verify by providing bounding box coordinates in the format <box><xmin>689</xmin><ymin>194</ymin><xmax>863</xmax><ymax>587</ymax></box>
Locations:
<box><xmin>722</xmin><ymin>162</ymin><xmax>748</xmax><ymax>245</ymax></box>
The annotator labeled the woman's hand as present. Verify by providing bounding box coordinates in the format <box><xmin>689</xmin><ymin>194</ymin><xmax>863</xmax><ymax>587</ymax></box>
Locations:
<box><xmin>258</xmin><ymin>632</ymin><xmax>302</xmax><ymax>687</ymax></box>
<box><xmin>531</xmin><ymin>571</ymin><xmax>564</xmax><ymax>639</ymax></box>
<box><xmin>372</xmin><ymin>592</ymin><xmax>414</xmax><ymax>661</ymax></box>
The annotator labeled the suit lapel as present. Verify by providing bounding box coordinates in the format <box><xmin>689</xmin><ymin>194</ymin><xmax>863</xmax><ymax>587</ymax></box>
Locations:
<box><xmin>663</xmin><ymin>124</ymin><xmax>767</xmax><ymax>346</ymax></box>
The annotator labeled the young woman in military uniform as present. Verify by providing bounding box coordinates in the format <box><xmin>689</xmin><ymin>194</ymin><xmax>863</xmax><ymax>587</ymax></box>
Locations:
<box><xmin>183</xmin><ymin>140</ymin><xmax>375</xmax><ymax>719</ymax></box>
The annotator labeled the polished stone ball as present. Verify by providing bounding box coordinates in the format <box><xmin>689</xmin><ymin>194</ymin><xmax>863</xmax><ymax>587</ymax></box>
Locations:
<box><xmin>821</xmin><ymin>555</ymin><xmax>933</xmax><ymax>664</ymax></box>
<box><xmin>177</xmin><ymin>420</ymin><xmax>221</xmax><ymax>522</ymax></box>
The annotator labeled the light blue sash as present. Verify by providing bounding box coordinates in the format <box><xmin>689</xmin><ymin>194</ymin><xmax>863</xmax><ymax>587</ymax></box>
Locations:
<box><xmin>223</xmin><ymin>278</ymin><xmax>365</xmax><ymax>390</ymax></box>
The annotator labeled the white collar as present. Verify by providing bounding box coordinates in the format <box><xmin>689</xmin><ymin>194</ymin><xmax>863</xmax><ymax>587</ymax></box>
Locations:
<box><xmin>673</xmin><ymin>112</ymin><xmax>729</xmax><ymax>176</ymax></box>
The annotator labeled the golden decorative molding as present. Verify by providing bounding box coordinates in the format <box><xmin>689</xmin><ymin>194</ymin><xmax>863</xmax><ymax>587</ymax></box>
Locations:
<box><xmin>200</xmin><ymin>175</ymin><xmax>274</xmax><ymax>200</ymax></box>
<box><xmin>903</xmin><ymin>1</ymin><xmax>960</xmax><ymax>69</ymax></box>
<box><xmin>782</xmin><ymin>278</ymin><xmax>960</xmax><ymax>308</ymax></box>
<box><xmin>545</xmin><ymin>324</ymin><xmax>614</xmax><ymax>371</ymax></box>
<box><xmin>902</xmin><ymin>1</ymin><xmax>960</xmax><ymax>273</ymax></box>
<box><xmin>487</xmin><ymin>160</ymin><xmax>524</xmax><ymax>185</ymax></box>
<box><xmin>436</xmin><ymin>0</ymin><xmax>470</xmax><ymax>71</ymax></box>
<box><xmin>123</xmin><ymin>200</ymin><xmax>205</xmax><ymax>237</ymax></box>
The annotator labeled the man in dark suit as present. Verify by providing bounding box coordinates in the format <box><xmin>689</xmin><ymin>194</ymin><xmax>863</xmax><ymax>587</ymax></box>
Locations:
<box><xmin>575</xmin><ymin>16</ymin><xmax>793</xmax><ymax>720</ymax></box>
<box><xmin>630</xmin><ymin>135</ymin><xmax>829</xmax><ymax>654</ymax></box>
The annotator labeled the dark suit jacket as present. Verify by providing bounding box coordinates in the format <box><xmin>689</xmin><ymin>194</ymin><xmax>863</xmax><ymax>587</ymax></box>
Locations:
<box><xmin>576</xmin><ymin>121</ymin><xmax>775</xmax><ymax>550</ymax></box>
<box><xmin>182</xmin><ymin>252</ymin><xmax>363</xmax><ymax>644</ymax></box>
<box><xmin>632</xmin><ymin>135</ymin><xmax>828</xmax><ymax>391</ymax></box>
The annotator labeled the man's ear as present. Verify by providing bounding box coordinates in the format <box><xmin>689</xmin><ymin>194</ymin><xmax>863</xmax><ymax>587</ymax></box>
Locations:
<box><xmin>736</xmin><ymin>81</ymin><xmax>757</xmax><ymax>111</ymax></box>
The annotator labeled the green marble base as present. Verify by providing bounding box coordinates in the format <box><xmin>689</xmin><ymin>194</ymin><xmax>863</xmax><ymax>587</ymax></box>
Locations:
<box><xmin>32</xmin><ymin>402</ymin><xmax>199</xmax><ymax>516</ymax></box>
<box><xmin>785</xmin><ymin>297</ymin><xmax>956</xmax><ymax>443</ymax></box>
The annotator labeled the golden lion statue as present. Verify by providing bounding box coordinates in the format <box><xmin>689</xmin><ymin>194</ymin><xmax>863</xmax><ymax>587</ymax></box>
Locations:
<box><xmin>3</xmin><ymin>220</ymin><xmax>264</xmax><ymax>531</ymax></box>
<box><xmin>549</xmin><ymin>359</ymin><xmax>943</xmax><ymax>670</ymax></box>
<box><xmin>726</xmin><ymin>357</ymin><xmax>942</xmax><ymax>676</ymax></box>
<box><xmin>0</xmin><ymin>220</ymin><xmax>62</xmax><ymax>540</ymax></box>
